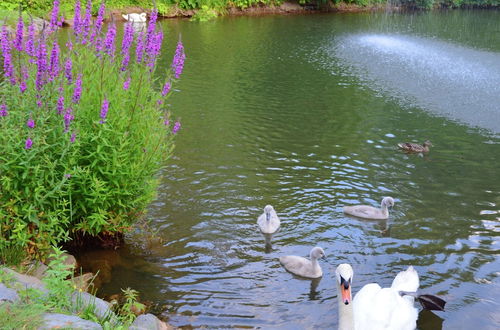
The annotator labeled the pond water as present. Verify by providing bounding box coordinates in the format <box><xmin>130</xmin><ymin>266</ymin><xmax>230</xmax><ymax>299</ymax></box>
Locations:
<box><xmin>76</xmin><ymin>10</ymin><xmax>500</xmax><ymax>329</ymax></box>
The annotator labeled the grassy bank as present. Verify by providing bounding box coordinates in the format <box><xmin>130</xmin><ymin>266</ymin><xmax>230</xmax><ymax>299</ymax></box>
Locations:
<box><xmin>1</xmin><ymin>0</ymin><xmax>499</xmax><ymax>22</ymax></box>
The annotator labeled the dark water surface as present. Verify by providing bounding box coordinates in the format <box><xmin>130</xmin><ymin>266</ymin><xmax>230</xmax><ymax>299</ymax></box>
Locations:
<box><xmin>78</xmin><ymin>10</ymin><xmax>500</xmax><ymax>329</ymax></box>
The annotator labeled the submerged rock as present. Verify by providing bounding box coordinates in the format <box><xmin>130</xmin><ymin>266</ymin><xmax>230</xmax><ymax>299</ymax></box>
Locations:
<box><xmin>39</xmin><ymin>313</ymin><xmax>102</xmax><ymax>329</ymax></box>
<box><xmin>130</xmin><ymin>313</ymin><xmax>173</xmax><ymax>330</ymax></box>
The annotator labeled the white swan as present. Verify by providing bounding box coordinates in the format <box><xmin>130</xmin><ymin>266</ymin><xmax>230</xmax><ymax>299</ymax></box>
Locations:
<box><xmin>343</xmin><ymin>197</ymin><xmax>395</xmax><ymax>220</ymax></box>
<box><xmin>122</xmin><ymin>13</ymin><xmax>147</xmax><ymax>23</ymax></box>
<box><xmin>257</xmin><ymin>205</ymin><xmax>280</xmax><ymax>234</ymax></box>
<box><xmin>335</xmin><ymin>264</ymin><xmax>446</xmax><ymax>330</ymax></box>
<box><xmin>279</xmin><ymin>247</ymin><xmax>325</xmax><ymax>279</ymax></box>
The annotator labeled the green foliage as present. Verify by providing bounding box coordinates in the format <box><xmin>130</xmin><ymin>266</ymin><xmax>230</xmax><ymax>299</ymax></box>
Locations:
<box><xmin>191</xmin><ymin>5</ymin><xmax>219</xmax><ymax>21</ymax></box>
<box><xmin>42</xmin><ymin>247</ymin><xmax>74</xmax><ymax>310</ymax></box>
<box><xmin>116</xmin><ymin>288</ymin><xmax>145</xmax><ymax>324</ymax></box>
<box><xmin>0</xmin><ymin>5</ymin><xmax>183</xmax><ymax>261</ymax></box>
<box><xmin>0</xmin><ymin>300</ymin><xmax>45</xmax><ymax>329</ymax></box>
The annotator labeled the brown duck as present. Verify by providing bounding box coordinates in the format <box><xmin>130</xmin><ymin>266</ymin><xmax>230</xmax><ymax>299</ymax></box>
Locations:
<box><xmin>398</xmin><ymin>140</ymin><xmax>432</xmax><ymax>153</ymax></box>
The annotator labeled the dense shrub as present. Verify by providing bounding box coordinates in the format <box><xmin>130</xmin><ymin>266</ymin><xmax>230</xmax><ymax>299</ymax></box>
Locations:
<box><xmin>0</xmin><ymin>0</ymin><xmax>184</xmax><ymax>261</ymax></box>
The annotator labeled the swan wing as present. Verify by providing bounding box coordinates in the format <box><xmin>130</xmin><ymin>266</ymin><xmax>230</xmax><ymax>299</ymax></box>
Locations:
<box><xmin>122</xmin><ymin>14</ymin><xmax>129</xmax><ymax>20</ymax></box>
<box><xmin>279</xmin><ymin>256</ymin><xmax>316</xmax><ymax>277</ymax></box>
<box><xmin>354</xmin><ymin>284</ymin><xmax>417</xmax><ymax>330</ymax></box>
<box><xmin>343</xmin><ymin>205</ymin><xmax>383</xmax><ymax>219</ymax></box>
<box><xmin>391</xmin><ymin>266</ymin><xmax>419</xmax><ymax>293</ymax></box>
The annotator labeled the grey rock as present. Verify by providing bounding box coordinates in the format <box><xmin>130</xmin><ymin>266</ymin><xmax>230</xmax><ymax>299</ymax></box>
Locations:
<box><xmin>39</xmin><ymin>313</ymin><xmax>102</xmax><ymax>329</ymax></box>
<box><xmin>130</xmin><ymin>313</ymin><xmax>173</xmax><ymax>330</ymax></box>
<box><xmin>70</xmin><ymin>273</ymin><xmax>95</xmax><ymax>292</ymax></box>
<box><xmin>71</xmin><ymin>291</ymin><xmax>118</xmax><ymax>324</ymax></box>
<box><xmin>0</xmin><ymin>283</ymin><xmax>19</xmax><ymax>303</ymax></box>
<box><xmin>0</xmin><ymin>267</ymin><xmax>47</xmax><ymax>293</ymax></box>
<box><xmin>46</xmin><ymin>251</ymin><xmax>77</xmax><ymax>270</ymax></box>
<box><xmin>26</xmin><ymin>261</ymin><xmax>49</xmax><ymax>279</ymax></box>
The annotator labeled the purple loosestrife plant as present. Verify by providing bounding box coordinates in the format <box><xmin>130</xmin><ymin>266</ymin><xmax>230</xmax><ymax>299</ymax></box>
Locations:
<box><xmin>25</xmin><ymin>138</ymin><xmax>33</xmax><ymax>149</ymax></box>
<box><xmin>0</xmin><ymin>104</ymin><xmax>7</xmax><ymax>117</ymax></box>
<box><xmin>123</xmin><ymin>76</ymin><xmax>131</xmax><ymax>90</ymax></box>
<box><xmin>49</xmin><ymin>41</ymin><xmax>61</xmax><ymax>81</ymax></box>
<box><xmin>1</xmin><ymin>26</ymin><xmax>15</xmax><ymax>84</ymax></box>
<box><xmin>81</xmin><ymin>0</ymin><xmax>92</xmax><ymax>44</ymax></box>
<box><xmin>35</xmin><ymin>36</ymin><xmax>48</xmax><ymax>91</ymax></box>
<box><xmin>57</xmin><ymin>95</ymin><xmax>65</xmax><ymax>114</ymax></box>
<box><xmin>161</xmin><ymin>81</ymin><xmax>171</xmax><ymax>97</ymax></box>
<box><xmin>104</xmin><ymin>22</ymin><xmax>117</xmax><ymax>58</ymax></box>
<box><xmin>90</xmin><ymin>2</ymin><xmax>106</xmax><ymax>44</ymax></box>
<box><xmin>172</xmin><ymin>121</ymin><xmax>181</xmax><ymax>134</ymax></box>
<box><xmin>0</xmin><ymin>4</ymin><xmax>186</xmax><ymax>259</ymax></box>
<box><xmin>120</xmin><ymin>23</ymin><xmax>134</xmax><ymax>71</ymax></box>
<box><xmin>72</xmin><ymin>74</ymin><xmax>82</xmax><ymax>104</ymax></box>
<box><xmin>27</xmin><ymin>118</ymin><xmax>35</xmax><ymax>128</ymax></box>
<box><xmin>99</xmin><ymin>99</ymin><xmax>109</xmax><ymax>124</ymax></box>
<box><xmin>64</xmin><ymin>58</ymin><xmax>73</xmax><ymax>83</ymax></box>
<box><xmin>73</xmin><ymin>0</ymin><xmax>82</xmax><ymax>38</ymax></box>
<box><xmin>172</xmin><ymin>40</ymin><xmax>186</xmax><ymax>79</ymax></box>
<box><xmin>64</xmin><ymin>108</ymin><xmax>74</xmax><ymax>131</ymax></box>
<box><xmin>50</xmin><ymin>0</ymin><xmax>61</xmax><ymax>31</ymax></box>
<box><xmin>26</xmin><ymin>23</ymin><xmax>36</xmax><ymax>56</ymax></box>
<box><xmin>14</xmin><ymin>16</ymin><xmax>24</xmax><ymax>52</ymax></box>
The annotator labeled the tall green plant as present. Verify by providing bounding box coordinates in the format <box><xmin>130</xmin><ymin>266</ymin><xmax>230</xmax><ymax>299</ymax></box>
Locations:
<box><xmin>0</xmin><ymin>0</ymin><xmax>185</xmax><ymax>260</ymax></box>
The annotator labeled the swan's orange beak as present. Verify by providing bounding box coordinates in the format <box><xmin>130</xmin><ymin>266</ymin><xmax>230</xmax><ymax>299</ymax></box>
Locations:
<box><xmin>341</xmin><ymin>283</ymin><xmax>351</xmax><ymax>305</ymax></box>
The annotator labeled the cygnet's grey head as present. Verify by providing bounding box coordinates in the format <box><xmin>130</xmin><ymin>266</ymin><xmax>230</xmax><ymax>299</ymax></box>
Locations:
<box><xmin>140</xmin><ymin>13</ymin><xmax>147</xmax><ymax>18</ymax></box>
<box><xmin>423</xmin><ymin>140</ymin><xmax>433</xmax><ymax>147</ymax></box>
<box><xmin>382</xmin><ymin>197</ymin><xmax>395</xmax><ymax>208</ymax></box>
<box><xmin>310</xmin><ymin>247</ymin><xmax>326</xmax><ymax>260</ymax></box>
<box><xmin>264</xmin><ymin>205</ymin><xmax>274</xmax><ymax>221</ymax></box>
<box><xmin>335</xmin><ymin>264</ymin><xmax>353</xmax><ymax>305</ymax></box>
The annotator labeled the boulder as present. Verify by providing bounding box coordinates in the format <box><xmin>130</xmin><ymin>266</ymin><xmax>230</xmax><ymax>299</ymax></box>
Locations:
<box><xmin>0</xmin><ymin>267</ymin><xmax>47</xmax><ymax>293</ymax></box>
<box><xmin>39</xmin><ymin>313</ymin><xmax>102</xmax><ymax>329</ymax></box>
<box><xmin>71</xmin><ymin>291</ymin><xmax>118</xmax><ymax>324</ymax></box>
<box><xmin>70</xmin><ymin>273</ymin><xmax>95</xmax><ymax>292</ymax></box>
<box><xmin>0</xmin><ymin>283</ymin><xmax>19</xmax><ymax>304</ymax></box>
<box><xmin>26</xmin><ymin>261</ymin><xmax>49</xmax><ymax>279</ymax></box>
<box><xmin>46</xmin><ymin>251</ymin><xmax>77</xmax><ymax>270</ymax></box>
<box><xmin>129</xmin><ymin>313</ymin><xmax>174</xmax><ymax>330</ymax></box>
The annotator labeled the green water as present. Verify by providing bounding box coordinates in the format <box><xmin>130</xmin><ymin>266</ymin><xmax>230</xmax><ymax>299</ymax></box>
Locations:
<box><xmin>77</xmin><ymin>10</ymin><xmax>500</xmax><ymax>329</ymax></box>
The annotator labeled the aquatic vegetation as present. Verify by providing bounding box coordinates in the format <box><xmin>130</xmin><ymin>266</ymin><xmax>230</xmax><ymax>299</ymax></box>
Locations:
<box><xmin>0</xmin><ymin>0</ymin><xmax>186</xmax><ymax>261</ymax></box>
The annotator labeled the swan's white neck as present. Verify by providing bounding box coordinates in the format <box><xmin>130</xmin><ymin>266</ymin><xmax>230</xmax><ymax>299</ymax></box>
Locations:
<box><xmin>337</xmin><ymin>284</ymin><xmax>354</xmax><ymax>330</ymax></box>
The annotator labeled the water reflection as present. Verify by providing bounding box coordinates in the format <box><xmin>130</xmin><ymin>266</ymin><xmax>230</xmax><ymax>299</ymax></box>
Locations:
<box><xmin>86</xmin><ymin>11</ymin><xmax>500</xmax><ymax>329</ymax></box>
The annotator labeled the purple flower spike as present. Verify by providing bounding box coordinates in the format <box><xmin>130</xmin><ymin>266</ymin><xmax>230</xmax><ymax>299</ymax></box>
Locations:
<box><xmin>161</xmin><ymin>81</ymin><xmax>171</xmax><ymax>97</ymax></box>
<box><xmin>81</xmin><ymin>0</ymin><xmax>92</xmax><ymax>43</ymax></box>
<box><xmin>163</xmin><ymin>118</ymin><xmax>170</xmax><ymax>126</ymax></box>
<box><xmin>123</xmin><ymin>77</ymin><xmax>131</xmax><ymax>90</ymax></box>
<box><xmin>90</xmin><ymin>2</ymin><xmax>106</xmax><ymax>43</ymax></box>
<box><xmin>26</xmin><ymin>23</ymin><xmax>35</xmax><ymax>56</ymax></box>
<box><xmin>64</xmin><ymin>108</ymin><xmax>74</xmax><ymax>131</ymax></box>
<box><xmin>1</xmin><ymin>26</ymin><xmax>15</xmax><ymax>84</ymax></box>
<box><xmin>70</xmin><ymin>133</ymin><xmax>76</xmax><ymax>143</ymax></box>
<box><xmin>14</xmin><ymin>15</ymin><xmax>24</xmax><ymax>51</ymax></box>
<box><xmin>99</xmin><ymin>99</ymin><xmax>109</xmax><ymax>124</ymax></box>
<box><xmin>35</xmin><ymin>35</ymin><xmax>48</xmax><ymax>91</ymax></box>
<box><xmin>0</xmin><ymin>104</ymin><xmax>7</xmax><ymax>117</ymax></box>
<box><xmin>72</xmin><ymin>74</ymin><xmax>82</xmax><ymax>104</ymax></box>
<box><xmin>64</xmin><ymin>173</ymin><xmax>72</xmax><ymax>178</ymax></box>
<box><xmin>104</xmin><ymin>22</ymin><xmax>116</xmax><ymax>57</ymax></box>
<box><xmin>27</xmin><ymin>118</ymin><xmax>35</xmax><ymax>128</ymax></box>
<box><xmin>171</xmin><ymin>39</ymin><xmax>186</xmax><ymax>79</ymax></box>
<box><xmin>49</xmin><ymin>41</ymin><xmax>60</xmax><ymax>81</ymax></box>
<box><xmin>172</xmin><ymin>121</ymin><xmax>181</xmax><ymax>134</ymax></box>
<box><xmin>73</xmin><ymin>0</ymin><xmax>81</xmax><ymax>37</ymax></box>
<box><xmin>135</xmin><ymin>32</ymin><xmax>145</xmax><ymax>63</ymax></box>
<box><xmin>50</xmin><ymin>0</ymin><xmax>61</xmax><ymax>31</ymax></box>
<box><xmin>120</xmin><ymin>23</ymin><xmax>134</xmax><ymax>70</ymax></box>
<box><xmin>64</xmin><ymin>58</ymin><xmax>72</xmax><ymax>83</ymax></box>
<box><xmin>25</xmin><ymin>138</ymin><xmax>33</xmax><ymax>149</ymax></box>
<box><xmin>19</xmin><ymin>81</ymin><xmax>27</xmax><ymax>93</ymax></box>
<box><xmin>57</xmin><ymin>95</ymin><xmax>65</xmax><ymax>114</ymax></box>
